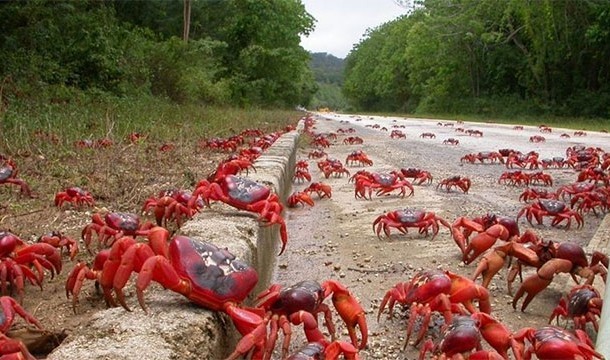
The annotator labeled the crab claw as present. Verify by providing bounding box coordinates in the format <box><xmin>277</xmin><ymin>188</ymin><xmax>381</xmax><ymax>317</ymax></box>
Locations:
<box><xmin>513</xmin><ymin>258</ymin><xmax>573</xmax><ymax>311</ymax></box>
<box><xmin>322</xmin><ymin>280</ymin><xmax>368</xmax><ymax>350</ymax></box>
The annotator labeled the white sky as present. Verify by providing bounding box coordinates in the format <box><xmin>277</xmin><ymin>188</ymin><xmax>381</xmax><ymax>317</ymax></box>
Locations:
<box><xmin>300</xmin><ymin>0</ymin><xmax>409</xmax><ymax>58</ymax></box>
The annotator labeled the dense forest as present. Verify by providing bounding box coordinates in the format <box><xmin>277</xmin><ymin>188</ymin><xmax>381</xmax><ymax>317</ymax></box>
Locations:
<box><xmin>0</xmin><ymin>0</ymin><xmax>317</xmax><ymax>108</ymax></box>
<box><xmin>343</xmin><ymin>0</ymin><xmax>610</xmax><ymax>119</ymax></box>
<box><xmin>308</xmin><ymin>52</ymin><xmax>347</xmax><ymax>110</ymax></box>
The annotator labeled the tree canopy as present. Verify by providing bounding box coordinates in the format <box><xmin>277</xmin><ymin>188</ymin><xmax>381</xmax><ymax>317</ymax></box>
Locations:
<box><xmin>343</xmin><ymin>0</ymin><xmax>610</xmax><ymax>118</ymax></box>
<box><xmin>0</xmin><ymin>0</ymin><xmax>316</xmax><ymax>108</ymax></box>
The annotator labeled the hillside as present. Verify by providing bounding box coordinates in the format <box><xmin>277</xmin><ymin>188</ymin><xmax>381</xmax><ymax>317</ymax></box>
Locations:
<box><xmin>310</xmin><ymin>52</ymin><xmax>345</xmax><ymax>85</ymax></box>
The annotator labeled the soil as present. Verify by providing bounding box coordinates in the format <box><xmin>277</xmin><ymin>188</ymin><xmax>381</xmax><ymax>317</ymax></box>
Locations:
<box><xmin>276</xmin><ymin>114</ymin><xmax>608</xmax><ymax>359</ymax></box>
<box><xmin>0</xmin><ymin>138</ymin><xmax>226</xmax><ymax>358</ymax></box>
<box><xmin>1</xmin><ymin>114</ymin><xmax>608</xmax><ymax>359</ymax></box>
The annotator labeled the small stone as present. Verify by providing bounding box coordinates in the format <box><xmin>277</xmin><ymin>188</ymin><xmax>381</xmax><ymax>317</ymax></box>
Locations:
<box><xmin>278</xmin><ymin>263</ymin><xmax>288</xmax><ymax>269</ymax></box>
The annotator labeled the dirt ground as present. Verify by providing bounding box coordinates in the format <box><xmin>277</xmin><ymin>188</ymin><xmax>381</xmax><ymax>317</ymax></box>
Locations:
<box><xmin>0</xmin><ymin>138</ymin><xmax>226</xmax><ymax>357</ymax></box>
<box><xmin>277</xmin><ymin>114</ymin><xmax>609</xmax><ymax>359</ymax></box>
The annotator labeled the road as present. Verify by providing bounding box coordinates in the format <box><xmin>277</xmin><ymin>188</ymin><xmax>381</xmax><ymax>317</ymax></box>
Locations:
<box><xmin>274</xmin><ymin>113</ymin><xmax>608</xmax><ymax>359</ymax></box>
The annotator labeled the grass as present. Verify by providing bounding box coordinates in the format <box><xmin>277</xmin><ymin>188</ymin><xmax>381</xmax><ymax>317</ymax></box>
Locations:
<box><xmin>0</xmin><ymin>96</ymin><xmax>303</xmax><ymax>234</ymax></box>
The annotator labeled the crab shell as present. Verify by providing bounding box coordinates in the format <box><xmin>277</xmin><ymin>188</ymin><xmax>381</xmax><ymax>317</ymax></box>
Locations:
<box><xmin>219</xmin><ymin>175</ymin><xmax>272</xmax><ymax>209</ymax></box>
<box><xmin>166</xmin><ymin>236</ymin><xmax>258</xmax><ymax>307</ymax></box>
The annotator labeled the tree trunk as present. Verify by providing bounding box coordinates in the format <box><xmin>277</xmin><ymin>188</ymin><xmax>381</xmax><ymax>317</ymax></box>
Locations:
<box><xmin>183</xmin><ymin>0</ymin><xmax>191</xmax><ymax>42</ymax></box>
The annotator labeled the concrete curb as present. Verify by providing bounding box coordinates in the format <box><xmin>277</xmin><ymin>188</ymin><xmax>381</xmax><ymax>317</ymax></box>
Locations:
<box><xmin>48</xmin><ymin>126</ymin><xmax>301</xmax><ymax>360</ymax></box>
<box><xmin>589</xmin><ymin>214</ymin><xmax>610</xmax><ymax>356</ymax></box>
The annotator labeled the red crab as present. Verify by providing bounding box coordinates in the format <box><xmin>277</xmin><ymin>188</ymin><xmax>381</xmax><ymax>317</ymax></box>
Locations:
<box><xmin>513</xmin><ymin>125</ymin><xmax>524</xmax><ymax>130</ymax></box>
<box><xmin>252</xmin><ymin>280</ymin><xmax>368</xmax><ymax>359</ymax></box>
<box><xmin>81</xmin><ymin>212</ymin><xmax>155</xmax><ymax>252</ymax></box>
<box><xmin>373</xmin><ymin>208</ymin><xmax>450</xmax><ymax>240</ymax></box>
<box><xmin>304</xmin><ymin>182</ymin><xmax>332</xmax><ymax>199</ymax></box>
<box><xmin>287</xmin><ymin>191</ymin><xmax>315</xmax><ymax>208</ymax></box>
<box><xmin>0</xmin><ymin>296</ymin><xmax>45</xmax><ymax>359</ymax></box>
<box><xmin>142</xmin><ymin>188</ymin><xmax>202</xmax><ymax>227</ymax></box>
<box><xmin>190</xmin><ymin>175</ymin><xmax>287</xmax><ymax>255</ymax></box>
<box><xmin>399</xmin><ymin>168</ymin><xmax>433</xmax><ymax>185</ymax></box>
<box><xmin>512</xmin><ymin>326</ymin><xmax>603</xmax><ymax>360</ymax></box>
<box><xmin>549</xmin><ymin>284</ymin><xmax>602</xmax><ymax>332</ymax></box>
<box><xmin>378</xmin><ymin>269</ymin><xmax>491</xmax><ymax>346</ymax></box>
<box><xmin>342</xmin><ymin>136</ymin><xmax>364</xmax><ymax>145</ymax></box>
<box><xmin>574</xmin><ymin>130</ymin><xmax>587</xmax><ymax>137</ymax></box>
<box><xmin>437</xmin><ymin>176</ymin><xmax>471</xmax><ymax>193</ymax></box>
<box><xmin>577</xmin><ymin>168</ymin><xmax>609</xmax><ymax>186</ymax></box>
<box><xmin>0</xmin><ymin>231</ymin><xmax>62</xmax><ymax>301</ymax></box>
<box><xmin>556</xmin><ymin>182</ymin><xmax>597</xmax><ymax>201</ymax></box>
<box><xmin>419</xmin><ymin>313</ymin><xmax>512</xmax><ymax>359</ymax></box>
<box><xmin>442</xmin><ymin>138</ymin><xmax>459</xmax><ymax>145</ymax></box>
<box><xmin>0</xmin><ymin>158</ymin><xmax>32</xmax><ymax>197</ymax></box>
<box><xmin>54</xmin><ymin>186</ymin><xmax>95</xmax><ymax>208</ymax></box>
<box><xmin>460</xmin><ymin>152</ymin><xmax>504</xmax><ymax>164</ymax></box>
<box><xmin>420</xmin><ymin>133</ymin><xmax>436</xmax><ymax>139</ymax></box>
<box><xmin>519</xmin><ymin>187</ymin><xmax>556</xmax><ymax>202</ymax></box>
<box><xmin>517</xmin><ymin>199</ymin><xmax>583</xmax><ymax>229</ymax></box>
<box><xmin>354</xmin><ymin>172</ymin><xmax>413</xmax><ymax>200</ymax></box>
<box><xmin>465</xmin><ymin>129</ymin><xmax>484</xmax><ymax>137</ymax></box>
<box><xmin>287</xmin><ymin>341</ymin><xmax>359</xmax><ymax>360</ymax></box>
<box><xmin>529</xmin><ymin>135</ymin><xmax>546</xmax><ymax>143</ymax></box>
<box><xmin>319</xmin><ymin>159</ymin><xmax>350</xmax><ymax>178</ymax></box>
<box><xmin>308</xmin><ymin>149</ymin><xmax>327</xmax><ymax>159</ymax></box>
<box><xmin>65</xmin><ymin>227</ymin><xmax>268</xmax><ymax>359</ymax></box>
<box><xmin>390</xmin><ymin>130</ymin><xmax>406</xmax><ymax>139</ymax></box>
<box><xmin>345</xmin><ymin>151</ymin><xmax>373</xmax><ymax>167</ymax></box>
<box><xmin>528</xmin><ymin>171</ymin><xmax>553</xmax><ymax>186</ymax></box>
<box><xmin>293</xmin><ymin>168</ymin><xmax>312</xmax><ymax>183</ymax></box>
<box><xmin>127</xmin><ymin>132</ymin><xmax>147</xmax><ymax>144</ymax></box>
<box><xmin>498</xmin><ymin>170</ymin><xmax>530</xmax><ymax>186</ymax></box>
<box><xmin>511</xmin><ymin>242</ymin><xmax>608</xmax><ymax>311</ymax></box>
<box><xmin>505</xmin><ymin>152</ymin><xmax>540</xmax><ymax>169</ymax></box>
<box><xmin>38</xmin><ymin>231</ymin><xmax>79</xmax><ymax>260</ymax></box>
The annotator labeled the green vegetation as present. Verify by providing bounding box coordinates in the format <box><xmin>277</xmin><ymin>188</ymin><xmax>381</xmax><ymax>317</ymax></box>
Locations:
<box><xmin>343</xmin><ymin>0</ymin><xmax>610</xmax><ymax>124</ymax></box>
<box><xmin>0</xmin><ymin>0</ymin><xmax>316</xmax><ymax>109</ymax></box>
<box><xmin>308</xmin><ymin>52</ymin><xmax>347</xmax><ymax>110</ymax></box>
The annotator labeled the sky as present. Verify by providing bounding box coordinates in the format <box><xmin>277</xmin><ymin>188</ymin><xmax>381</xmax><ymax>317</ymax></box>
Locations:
<box><xmin>300</xmin><ymin>0</ymin><xmax>409</xmax><ymax>59</ymax></box>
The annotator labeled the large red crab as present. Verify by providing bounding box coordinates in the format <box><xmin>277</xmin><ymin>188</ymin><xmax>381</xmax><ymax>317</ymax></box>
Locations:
<box><xmin>460</xmin><ymin>152</ymin><xmax>504</xmax><ymax>165</ymax></box>
<box><xmin>436</xmin><ymin>176</ymin><xmax>471</xmax><ymax>193</ymax></box>
<box><xmin>498</xmin><ymin>170</ymin><xmax>530</xmax><ymax>186</ymax></box>
<box><xmin>345</xmin><ymin>151</ymin><xmax>373</xmax><ymax>167</ymax></box>
<box><xmin>373</xmin><ymin>208</ymin><xmax>450</xmax><ymax>240</ymax></box>
<box><xmin>378</xmin><ymin>269</ymin><xmax>491</xmax><ymax>346</ymax></box>
<box><xmin>353</xmin><ymin>172</ymin><xmax>414</xmax><ymax>200</ymax></box>
<box><xmin>419</xmin><ymin>313</ymin><xmax>512</xmax><ymax>359</ymax></box>
<box><xmin>517</xmin><ymin>199</ymin><xmax>583</xmax><ymax>229</ymax></box>
<box><xmin>65</xmin><ymin>227</ymin><xmax>268</xmax><ymax>359</ymax></box>
<box><xmin>549</xmin><ymin>284</ymin><xmax>602</xmax><ymax>333</ymax></box>
<box><xmin>287</xmin><ymin>341</ymin><xmax>359</xmax><ymax>360</ymax></box>
<box><xmin>0</xmin><ymin>296</ymin><xmax>45</xmax><ymax>359</ymax></box>
<box><xmin>519</xmin><ymin>187</ymin><xmax>556</xmax><ymax>202</ymax></box>
<box><xmin>512</xmin><ymin>326</ymin><xmax>603</xmax><ymax>359</ymax></box>
<box><xmin>399</xmin><ymin>168</ymin><xmax>433</xmax><ymax>185</ymax></box>
<box><xmin>511</xmin><ymin>241</ymin><xmax>608</xmax><ymax>311</ymax></box>
<box><xmin>190</xmin><ymin>174</ymin><xmax>287</xmax><ymax>255</ymax></box>
<box><xmin>38</xmin><ymin>231</ymin><xmax>79</xmax><ymax>260</ymax></box>
<box><xmin>0</xmin><ymin>158</ymin><xmax>32</xmax><ymax>197</ymax></box>
<box><xmin>287</xmin><ymin>191</ymin><xmax>315</xmax><ymax>208</ymax></box>
<box><xmin>54</xmin><ymin>186</ymin><xmax>95</xmax><ymax>208</ymax></box>
<box><xmin>142</xmin><ymin>188</ymin><xmax>202</xmax><ymax>227</ymax></box>
<box><xmin>81</xmin><ymin>212</ymin><xmax>155</xmax><ymax>253</ymax></box>
<box><xmin>0</xmin><ymin>231</ymin><xmax>62</xmax><ymax>301</ymax></box>
<box><xmin>250</xmin><ymin>280</ymin><xmax>367</xmax><ymax>359</ymax></box>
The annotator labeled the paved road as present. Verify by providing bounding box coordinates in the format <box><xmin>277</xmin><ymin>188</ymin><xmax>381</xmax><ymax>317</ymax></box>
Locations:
<box><xmin>275</xmin><ymin>113</ymin><xmax>609</xmax><ymax>359</ymax></box>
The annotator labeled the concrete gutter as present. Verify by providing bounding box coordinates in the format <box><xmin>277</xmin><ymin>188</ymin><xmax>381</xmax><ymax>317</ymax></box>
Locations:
<box><xmin>590</xmin><ymin>214</ymin><xmax>610</xmax><ymax>356</ymax></box>
<box><xmin>48</xmin><ymin>123</ymin><xmax>302</xmax><ymax>359</ymax></box>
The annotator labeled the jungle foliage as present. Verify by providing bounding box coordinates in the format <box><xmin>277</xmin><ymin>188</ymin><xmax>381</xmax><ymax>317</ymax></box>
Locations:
<box><xmin>308</xmin><ymin>52</ymin><xmax>347</xmax><ymax>110</ymax></box>
<box><xmin>0</xmin><ymin>0</ymin><xmax>316</xmax><ymax>108</ymax></box>
<box><xmin>343</xmin><ymin>0</ymin><xmax>610</xmax><ymax>119</ymax></box>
